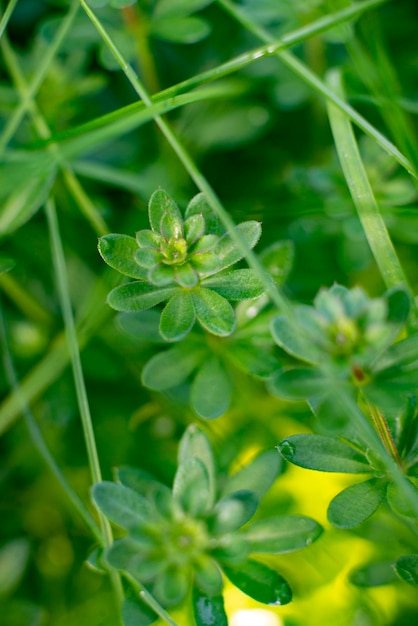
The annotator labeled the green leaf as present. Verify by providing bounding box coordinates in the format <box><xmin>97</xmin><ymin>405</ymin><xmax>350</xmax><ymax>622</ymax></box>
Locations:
<box><xmin>153</xmin><ymin>566</ymin><xmax>189</xmax><ymax>606</ymax></box>
<box><xmin>192</xmin><ymin>287</ymin><xmax>235</xmax><ymax>336</ymax></box>
<box><xmin>277</xmin><ymin>434</ymin><xmax>370</xmax><ymax>473</ymax></box>
<box><xmin>148</xmin><ymin>189</ymin><xmax>182</xmax><ymax>233</ymax></box>
<box><xmin>194</xmin><ymin>557</ymin><xmax>223</xmax><ymax>596</ymax></box>
<box><xmin>192</xmin><ymin>585</ymin><xmax>228</xmax><ymax>626</ymax></box>
<box><xmin>394</xmin><ymin>554</ymin><xmax>418</xmax><ymax>585</ymax></box>
<box><xmin>269</xmin><ymin>368</ymin><xmax>328</xmax><ymax>401</ymax></box>
<box><xmin>174</xmin><ymin>262</ymin><xmax>199</xmax><ymax>288</ymax></box>
<box><xmin>136</xmin><ymin>229</ymin><xmax>162</xmax><ymax>248</ymax></box>
<box><xmin>122</xmin><ymin>593</ymin><xmax>158</xmax><ymax>626</ymax></box>
<box><xmin>222</xmin><ymin>450</ymin><xmax>281</xmax><ymax>500</ymax></box>
<box><xmin>159</xmin><ymin>291</ymin><xmax>196</xmax><ymax>341</ymax></box>
<box><xmin>151</xmin><ymin>16</ymin><xmax>211</xmax><ymax>44</ymax></box>
<box><xmin>227</xmin><ymin>341</ymin><xmax>281</xmax><ymax>378</ymax></box>
<box><xmin>106</xmin><ymin>538</ymin><xmax>160</xmax><ymax>576</ymax></box>
<box><xmin>178</xmin><ymin>425</ymin><xmax>216</xmax><ymax>508</ymax></box>
<box><xmin>270</xmin><ymin>315</ymin><xmax>320</xmax><ymax>364</ymax></box>
<box><xmin>154</xmin><ymin>0</ymin><xmax>214</xmax><ymax>18</ymax></box>
<box><xmin>202</xmin><ymin>269</ymin><xmax>264</xmax><ymax>300</ymax></box>
<box><xmin>107</xmin><ymin>282</ymin><xmax>177</xmax><ymax>312</ymax></box>
<box><xmin>0</xmin><ymin>538</ymin><xmax>30</xmax><ymax>596</ymax></box>
<box><xmin>184</xmin><ymin>214</ymin><xmax>205</xmax><ymax>244</ymax></box>
<box><xmin>349</xmin><ymin>562</ymin><xmax>398</xmax><ymax>587</ymax></box>
<box><xmin>243</xmin><ymin>515</ymin><xmax>322</xmax><ymax>554</ymax></box>
<box><xmin>223</xmin><ymin>559</ymin><xmax>292</xmax><ymax>605</ymax></box>
<box><xmin>173</xmin><ymin>457</ymin><xmax>210</xmax><ymax>516</ymax></box>
<box><xmin>185</xmin><ymin>192</ymin><xmax>221</xmax><ymax>235</ymax></box>
<box><xmin>327</xmin><ymin>479</ymin><xmax>387</xmax><ymax>529</ymax></box>
<box><xmin>214</xmin><ymin>221</ymin><xmax>262</xmax><ymax>271</ymax></box>
<box><xmin>191</xmin><ymin>251</ymin><xmax>220</xmax><ymax>273</ymax></box>
<box><xmin>385</xmin><ymin>286</ymin><xmax>410</xmax><ymax>334</ymax></box>
<box><xmin>134</xmin><ymin>247</ymin><xmax>163</xmax><ymax>269</ymax></box>
<box><xmin>160</xmin><ymin>211</ymin><xmax>183</xmax><ymax>240</ymax></box>
<box><xmin>142</xmin><ymin>343</ymin><xmax>205</xmax><ymax>390</ymax></box>
<box><xmin>92</xmin><ymin>482</ymin><xmax>155</xmax><ymax>529</ymax></box>
<box><xmin>0</xmin><ymin>256</ymin><xmax>15</xmax><ymax>275</ymax></box>
<box><xmin>211</xmin><ymin>491</ymin><xmax>258</xmax><ymax>533</ymax></box>
<box><xmin>260</xmin><ymin>240</ymin><xmax>295</xmax><ymax>286</ymax></box>
<box><xmin>116</xmin><ymin>311</ymin><xmax>164</xmax><ymax>343</ymax></box>
<box><xmin>98</xmin><ymin>234</ymin><xmax>148</xmax><ymax>279</ymax></box>
<box><xmin>117</xmin><ymin>466</ymin><xmax>164</xmax><ymax>497</ymax></box>
<box><xmin>191</xmin><ymin>356</ymin><xmax>232</xmax><ymax>419</ymax></box>
<box><xmin>387</xmin><ymin>479</ymin><xmax>418</xmax><ymax>518</ymax></box>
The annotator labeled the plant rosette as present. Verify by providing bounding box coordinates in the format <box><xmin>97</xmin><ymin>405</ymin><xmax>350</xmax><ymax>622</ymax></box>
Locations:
<box><xmin>98</xmin><ymin>189</ymin><xmax>265</xmax><ymax>342</ymax></box>
<box><xmin>91</xmin><ymin>425</ymin><xmax>322</xmax><ymax>625</ymax></box>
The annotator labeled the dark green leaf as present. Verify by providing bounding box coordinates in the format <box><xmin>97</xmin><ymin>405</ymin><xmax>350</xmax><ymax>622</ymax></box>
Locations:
<box><xmin>214</xmin><ymin>221</ymin><xmax>261</xmax><ymax>271</ymax></box>
<box><xmin>192</xmin><ymin>585</ymin><xmax>228</xmax><ymax>626</ymax></box>
<box><xmin>223</xmin><ymin>559</ymin><xmax>292</xmax><ymax>605</ymax></box>
<box><xmin>141</xmin><ymin>343</ymin><xmax>205</xmax><ymax>390</ymax></box>
<box><xmin>173</xmin><ymin>457</ymin><xmax>210</xmax><ymax>516</ymax></box>
<box><xmin>122</xmin><ymin>593</ymin><xmax>158</xmax><ymax>626</ymax></box>
<box><xmin>98</xmin><ymin>234</ymin><xmax>148</xmax><ymax>279</ymax></box>
<box><xmin>154</xmin><ymin>0</ymin><xmax>214</xmax><ymax>18</ymax></box>
<box><xmin>192</xmin><ymin>288</ymin><xmax>235</xmax><ymax>336</ymax></box>
<box><xmin>159</xmin><ymin>291</ymin><xmax>196</xmax><ymax>341</ymax></box>
<box><xmin>148</xmin><ymin>189</ymin><xmax>182</xmax><ymax>233</ymax></box>
<box><xmin>107</xmin><ymin>282</ymin><xmax>177</xmax><ymax>312</ymax></box>
<box><xmin>394</xmin><ymin>554</ymin><xmax>418</xmax><ymax>585</ymax></box>
<box><xmin>191</xmin><ymin>356</ymin><xmax>232</xmax><ymax>419</ymax></box>
<box><xmin>385</xmin><ymin>286</ymin><xmax>410</xmax><ymax>333</ymax></box>
<box><xmin>0</xmin><ymin>256</ymin><xmax>15</xmax><ymax>274</ymax></box>
<box><xmin>222</xmin><ymin>450</ymin><xmax>281</xmax><ymax>500</ymax></box>
<box><xmin>327</xmin><ymin>479</ymin><xmax>387</xmax><ymax>529</ymax></box>
<box><xmin>178</xmin><ymin>425</ymin><xmax>216</xmax><ymax>507</ymax></box>
<box><xmin>243</xmin><ymin>515</ymin><xmax>322</xmax><ymax>554</ymax></box>
<box><xmin>211</xmin><ymin>491</ymin><xmax>258</xmax><ymax>533</ymax></box>
<box><xmin>270</xmin><ymin>315</ymin><xmax>320</xmax><ymax>364</ymax></box>
<box><xmin>260</xmin><ymin>240</ymin><xmax>295</xmax><ymax>286</ymax></box>
<box><xmin>151</xmin><ymin>16</ymin><xmax>211</xmax><ymax>44</ymax></box>
<box><xmin>92</xmin><ymin>482</ymin><xmax>155</xmax><ymax>529</ymax></box>
<box><xmin>202</xmin><ymin>269</ymin><xmax>264</xmax><ymax>300</ymax></box>
<box><xmin>277</xmin><ymin>434</ymin><xmax>370</xmax><ymax>473</ymax></box>
<box><xmin>349</xmin><ymin>561</ymin><xmax>398</xmax><ymax>587</ymax></box>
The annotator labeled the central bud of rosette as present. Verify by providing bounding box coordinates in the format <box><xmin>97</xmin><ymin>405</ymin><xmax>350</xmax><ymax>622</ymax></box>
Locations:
<box><xmin>161</xmin><ymin>236</ymin><xmax>189</xmax><ymax>266</ymax></box>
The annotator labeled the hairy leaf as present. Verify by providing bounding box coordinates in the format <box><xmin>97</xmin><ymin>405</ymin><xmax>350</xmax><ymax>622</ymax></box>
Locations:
<box><xmin>243</xmin><ymin>515</ymin><xmax>322</xmax><ymax>553</ymax></box>
<box><xmin>327</xmin><ymin>479</ymin><xmax>387</xmax><ymax>528</ymax></box>
<box><xmin>99</xmin><ymin>234</ymin><xmax>148</xmax><ymax>279</ymax></box>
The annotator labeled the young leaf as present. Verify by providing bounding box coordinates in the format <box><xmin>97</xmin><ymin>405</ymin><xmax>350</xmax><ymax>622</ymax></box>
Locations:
<box><xmin>191</xmin><ymin>356</ymin><xmax>232</xmax><ymax>419</ymax></box>
<box><xmin>192</xmin><ymin>288</ymin><xmax>236</xmax><ymax>336</ymax></box>
<box><xmin>159</xmin><ymin>291</ymin><xmax>196</xmax><ymax>341</ymax></box>
<box><xmin>148</xmin><ymin>189</ymin><xmax>182</xmax><ymax>233</ymax></box>
<box><xmin>243</xmin><ymin>515</ymin><xmax>322</xmax><ymax>554</ymax></box>
<box><xmin>277</xmin><ymin>434</ymin><xmax>370</xmax><ymax>473</ymax></box>
<box><xmin>222</xmin><ymin>450</ymin><xmax>281</xmax><ymax>500</ymax></box>
<box><xmin>173</xmin><ymin>457</ymin><xmax>210</xmax><ymax>516</ymax></box>
<box><xmin>141</xmin><ymin>343</ymin><xmax>205</xmax><ymax>390</ymax></box>
<box><xmin>223</xmin><ymin>559</ymin><xmax>292</xmax><ymax>605</ymax></box>
<box><xmin>107</xmin><ymin>282</ymin><xmax>177</xmax><ymax>312</ymax></box>
<box><xmin>202</xmin><ymin>269</ymin><xmax>264</xmax><ymax>300</ymax></box>
<box><xmin>192</xmin><ymin>585</ymin><xmax>228</xmax><ymax>626</ymax></box>
<box><xmin>327</xmin><ymin>479</ymin><xmax>387</xmax><ymax>528</ymax></box>
<box><xmin>214</xmin><ymin>221</ymin><xmax>262</xmax><ymax>272</ymax></box>
<box><xmin>270</xmin><ymin>315</ymin><xmax>320</xmax><ymax>364</ymax></box>
<box><xmin>178</xmin><ymin>425</ymin><xmax>216</xmax><ymax>507</ymax></box>
<box><xmin>394</xmin><ymin>554</ymin><xmax>418</xmax><ymax>585</ymax></box>
<box><xmin>185</xmin><ymin>192</ymin><xmax>221</xmax><ymax>235</ymax></box>
<box><xmin>122</xmin><ymin>593</ymin><xmax>158</xmax><ymax>626</ymax></box>
<box><xmin>92</xmin><ymin>482</ymin><xmax>155</xmax><ymax>529</ymax></box>
<box><xmin>98</xmin><ymin>234</ymin><xmax>148</xmax><ymax>280</ymax></box>
<box><xmin>349</xmin><ymin>561</ymin><xmax>398</xmax><ymax>587</ymax></box>
<box><xmin>211</xmin><ymin>491</ymin><xmax>258</xmax><ymax>534</ymax></box>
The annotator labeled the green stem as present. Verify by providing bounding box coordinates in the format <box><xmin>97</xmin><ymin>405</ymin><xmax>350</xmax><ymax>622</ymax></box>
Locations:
<box><xmin>0</xmin><ymin>299</ymin><xmax>102</xmax><ymax>542</ymax></box>
<box><xmin>326</xmin><ymin>68</ymin><xmax>409</xmax><ymax>292</ymax></box>
<box><xmin>45</xmin><ymin>197</ymin><xmax>123</xmax><ymax>606</ymax></box>
<box><xmin>122</xmin><ymin>572</ymin><xmax>180</xmax><ymax>626</ymax></box>
<box><xmin>0</xmin><ymin>0</ymin><xmax>19</xmax><ymax>39</ymax></box>
<box><xmin>0</xmin><ymin>272</ymin><xmax>53</xmax><ymax>326</ymax></box>
<box><xmin>0</xmin><ymin>0</ymin><xmax>79</xmax><ymax>154</ymax></box>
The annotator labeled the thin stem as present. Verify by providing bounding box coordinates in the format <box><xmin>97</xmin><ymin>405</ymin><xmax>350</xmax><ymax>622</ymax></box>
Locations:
<box><xmin>367</xmin><ymin>401</ymin><xmax>403</xmax><ymax>467</ymax></box>
<box><xmin>0</xmin><ymin>0</ymin><xmax>79</xmax><ymax>154</ymax></box>
<box><xmin>0</xmin><ymin>298</ymin><xmax>102</xmax><ymax>542</ymax></box>
<box><xmin>45</xmin><ymin>197</ymin><xmax>123</xmax><ymax>605</ymax></box>
<box><xmin>326</xmin><ymin>68</ymin><xmax>409</xmax><ymax>292</ymax></box>
<box><xmin>0</xmin><ymin>0</ymin><xmax>19</xmax><ymax>40</ymax></box>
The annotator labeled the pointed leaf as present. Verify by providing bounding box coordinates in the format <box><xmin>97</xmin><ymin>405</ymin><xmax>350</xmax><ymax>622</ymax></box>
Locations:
<box><xmin>277</xmin><ymin>434</ymin><xmax>370</xmax><ymax>473</ymax></box>
<box><xmin>243</xmin><ymin>515</ymin><xmax>322</xmax><ymax>554</ymax></box>
<box><xmin>148</xmin><ymin>189</ymin><xmax>182</xmax><ymax>232</ymax></box>
<box><xmin>349</xmin><ymin>561</ymin><xmax>398</xmax><ymax>587</ymax></box>
<box><xmin>270</xmin><ymin>314</ymin><xmax>320</xmax><ymax>364</ymax></box>
<box><xmin>212</xmin><ymin>491</ymin><xmax>258</xmax><ymax>533</ymax></box>
<box><xmin>185</xmin><ymin>193</ymin><xmax>221</xmax><ymax>235</ymax></box>
<box><xmin>223</xmin><ymin>559</ymin><xmax>292</xmax><ymax>605</ymax></box>
<box><xmin>141</xmin><ymin>343</ymin><xmax>205</xmax><ymax>390</ymax></box>
<box><xmin>222</xmin><ymin>450</ymin><xmax>281</xmax><ymax>499</ymax></box>
<box><xmin>92</xmin><ymin>482</ymin><xmax>155</xmax><ymax>529</ymax></box>
<box><xmin>107</xmin><ymin>282</ymin><xmax>176</xmax><ymax>312</ymax></box>
<box><xmin>159</xmin><ymin>291</ymin><xmax>196</xmax><ymax>341</ymax></box>
<box><xmin>173</xmin><ymin>457</ymin><xmax>210</xmax><ymax>516</ymax></box>
<box><xmin>178</xmin><ymin>425</ymin><xmax>216</xmax><ymax>508</ymax></box>
<box><xmin>327</xmin><ymin>479</ymin><xmax>387</xmax><ymax>528</ymax></box>
<box><xmin>122</xmin><ymin>594</ymin><xmax>158</xmax><ymax>626</ymax></box>
<box><xmin>269</xmin><ymin>368</ymin><xmax>328</xmax><ymax>401</ymax></box>
<box><xmin>98</xmin><ymin>234</ymin><xmax>148</xmax><ymax>279</ymax></box>
<box><xmin>214</xmin><ymin>221</ymin><xmax>261</xmax><ymax>271</ymax></box>
<box><xmin>192</xmin><ymin>287</ymin><xmax>235</xmax><ymax>336</ymax></box>
<box><xmin>202</xmin><ymin>269</ymin><xmax>264</xmax><ymax>300</ymax></box>
<box><xmin>191</xmin><ymin>356</ymin><xmax>232</xmax><ymax>419</ymax></box>
<box><xmin>192</xmin><ymin>585</ymin><xmax>228</xmax><ymax>626</ymax></box>
<box><xmin>394</xmin><ymin>554</ymin><xmax>418</xmax><ymax>585</ymax></box>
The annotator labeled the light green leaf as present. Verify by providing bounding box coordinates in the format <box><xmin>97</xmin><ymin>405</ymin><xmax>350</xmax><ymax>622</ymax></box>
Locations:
<box><xmin>142</xmin><ymin>343</ymin><xmax>205</xmax><ymax>390</ymax></box>
<box><xmin>148</xmin><ymin>189</ymin><xmax>182</xmax><ymax>233</ymax></box>
<box><xmin>394</xmin><ymin>554</ymin><xmax>418</xmax><ymax>585</ymax></box>
<box><xmin>270</xmin><ymin>315</ymin><xmax>320</xmax><ymax>364</ymax></box>
<box><xmin>159</xmin><ymin>291</ymin><xmax>196</xmax><ymax>341</ymax></box>
<box><xmin>178</xmin><ymin>425</ymin><xmax>216</xmax><ymax>508</ymax></box>
<box><xmin>214</xmin><ymin>221</ymin><xmax>262</xmax><ymax>271</ymax></box>
<box><xmin>277</xmin><ymin>434</ymin><xmax>370</xmax><ymax>473</ymax></box>
<box><xmin>98</xmin><ymin>234</ymin><xmax>148</xmax><ymax>279</ymax></box>
<box><xmin>194</xmin><ymin>557</ymin><xmax>223</xmax><ymax>596</ymax></box>
<box><xmin>134</xmin><ymin>247</ymin><xmax>162</xmax><ymax>269</ymax></box>
<box><xmin>92</xmin><ymin>482</ymin><xmax>155</xmax><ymax>529</ymax></box>
<box><xmin>185</xmin><ymin>192</ymin><xmax>221</xmax><ymax>235</ymax></box>
<box><xmin>211</xmin><ymin>491</ymin><xmax>258</xmax><ymax>533</ymax></box>
<box><xmin>151</xmin><ymin>16</ymin><xmax>211</xmax><ymax>44</ymax></box>
<box><xmin>223</xmin><ymin>559</ymin><xmax>292</xmax><ymax>605</ymax></box>
<box><xmin>269</xmin><ymin>368</ymin><xmax>328</xmax><ymax>401</ymax></box>
<box><xmin>184</xmin><ymin>214</ymin><xmax>205</xmax><ymax>244</ymax></box>
<box><xmin>153</xmin><ymin>566</ymin><xmax>189</xmax><ymax>606</ymax></box>
<box><xmin>160</xmin><ymin>211</ymin><xmax>183</xmax><ymax>240</ymax></box>
<box><xmin>222</xmin><ymin>450</ymin><xmax>281</xmax><ymax>500</ymax></box>
<box><xmin>192</xmin><ymin>287</ymin><xmax>236</xmax><ymax>336</ymax></box>
<box><xmin>243</xmin><ymin>515</ymin><xmax>322</xmax><ymax>554</ymax></box>
<box><xmin>387</xmin><ymin>479</ymin><xmax>418</xmax><ymax>518</ymax></box>
<box><xmin>154</xmin><ymin>0</ymin><xmax>214</xmax><ymax>18</ymax></box>
<box><xmin>136</xmin><ymin>229</ymin><xmax>162</xmax><ymax>248</ymax></box>
<box><xmin>191</xmin><ymin>356</ymin><xmax>232</xmax><ymax>419</ymax></box>
<box><xmin>174</xmin><ymin>262</ymin><xmax>199</xmax><ymax>288</ymax></box>
<box><xmin>191</xmin><ymin>251</ymin><xmax>220</xmax><ymax>273</ymax></box>
<box><xmin>0</xmin><ymin>538</ymin><xmax>30</xmax><ymax>596</ymax></box>
<box><xmin>192</xmin><ymin>585</ymin><xmax>228</xmax><ymax>626</ymax></box>
<box><xmin>173</xmin><ymin>457</ymin><xmax>210</xmax><ymax>516</ymax></box>
<box><xmin>202</xmin><ymin>269</ymin><xmax>264</xmax><ymax>300</ymax></box>
<box><xmin>107</xmin><ymin>282</ymin><xmax>177</xmax><ymax>312</ymax></box>
<box><xmin>327</xmin><ymin>479</ymin><xmax>387</xmax><ymax>528</ymax></box>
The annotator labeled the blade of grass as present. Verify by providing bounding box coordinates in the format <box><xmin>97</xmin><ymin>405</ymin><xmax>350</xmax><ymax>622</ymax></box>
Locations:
<box><xmin>0</xmin><ymin>0</ymin><xmax>19</xmax><ymax>40</ymax></box>
<box><xmin>326</xmin><ymin>68</ymin><xmax>409</xmax><ymax>292</ymax></box>
<box><xmin>0</xmin><ymin>299</ymin><xmax>102</xmax><ymax>542</ymax></box>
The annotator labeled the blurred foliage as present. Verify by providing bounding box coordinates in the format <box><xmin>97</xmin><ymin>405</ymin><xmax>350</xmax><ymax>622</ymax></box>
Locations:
<box><xmin>1</xmin><ymin>0</ymin><xmax>418</xmax><ymax>625</ymax></box>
